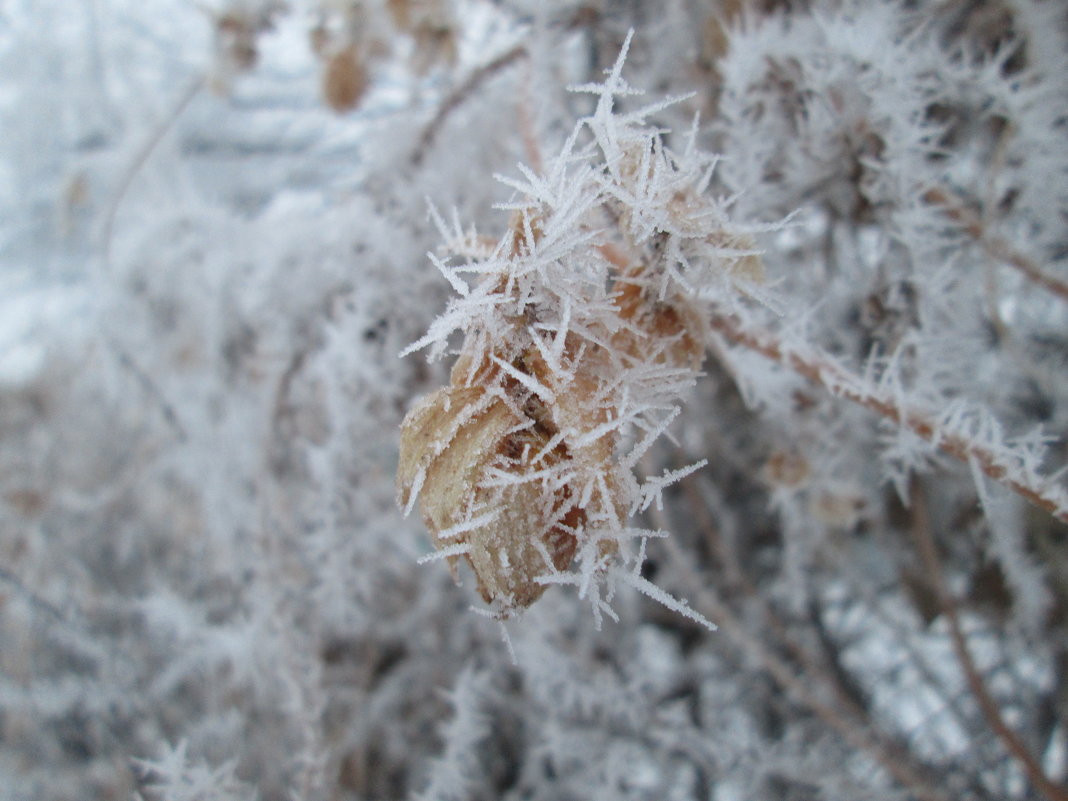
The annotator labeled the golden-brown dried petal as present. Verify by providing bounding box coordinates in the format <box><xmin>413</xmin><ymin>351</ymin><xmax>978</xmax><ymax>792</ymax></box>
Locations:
<box><xmin>396</xmin><ymin>385</ymin><xmax>509</xmax><ymax>520</ymax></box>
<box><xmin>464</xmin><ymin>480</ymin><xmax>579</xmax><ymax>608</ymax></box>
<box><xmin>397</xmin><ymin>382</ymin><xmax>583</xmax><ymax>611</ymax></box>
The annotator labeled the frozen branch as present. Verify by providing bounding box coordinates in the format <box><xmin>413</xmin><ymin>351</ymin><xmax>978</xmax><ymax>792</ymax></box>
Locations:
<box><xmin>924</xmin><ymin>187</ymin><xmax>1068</xmax><ymax>305</ymax></box>
<box><xmin>709</xmin><ymin>313</ymin><xmax>1068</xmax><ymax>524</ymax></box>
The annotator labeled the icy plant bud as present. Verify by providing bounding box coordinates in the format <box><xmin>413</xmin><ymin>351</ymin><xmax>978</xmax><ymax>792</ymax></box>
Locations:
<box><xmin>397</xmin><ymin>219</ymin><xmax>711</xmax><ymax>614</ymax></box>
<box><xmin>216</xmin><ymin>13</ymin><xmax>260</xmax><ymax>72</ymax></box>
<box><xmin>397</xmin><ymin>236</ymin><xmax>627</xmax><ymax>613</ymax></box>
<box><xmin>763</xmin><ymin>450</ymin><xmax>810</xmax><ymax>489</ymax></box>
<box><xmin>399</xmin><ymin>31</ymin><xmax>763</xmax><ymax>618</ymax></box>
<box><xmin>208</xmin><ymin>4</ymin><xmax>282</xmax><ymax>93</ymax></box>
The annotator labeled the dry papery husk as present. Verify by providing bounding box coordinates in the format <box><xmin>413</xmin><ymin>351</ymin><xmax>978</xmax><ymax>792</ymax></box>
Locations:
<box><xmin>399</xmin><ymin>224</ymin><xmax>724</xmax><ymax>613</ymax></box>
<box><xmin>398</xmin><ymin>309</ymin><xmax>642</xmax><ymax>610</ymax></box>
<box><xmin>398</xmin><ymin>381</ymin><xmax>582</xmax><ymax>611</ymax></box>
<box><xmin>612</xmin><ymin>268</ymin><xmax>708</xmax><ymax>371</ymax></box>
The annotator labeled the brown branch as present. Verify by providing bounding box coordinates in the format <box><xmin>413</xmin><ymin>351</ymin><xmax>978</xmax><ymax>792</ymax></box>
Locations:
<box><xmin>677</xmin><ymin>452</ymin><xmax>997</xmax><ymax>782</ymax></box>
<box><xmin>709</xmin><ymin>595</ymin><xmax>948</xmax><ymax>801</ymax></box>
<box><xmin>924</xmin><ymin>187</ymin><xmax>1068</xmax><ymax>304</ymax></box>
<box><xmin>806</xmin><ymin>595</ymin><xmax>872</xmax><ymax>714</ymax></box>
<box><xmin>411</xmin><ymin>44</ymin><xmax>528</xmax><ymax>166</ymax></box>
<box><xmin>708</xmin><ymin>313</ymin><xmax>1068</xmax><ymax>524</ymax></box>
<box><xmin>102</xmin><ymin>75</ymin><xmax>205</xmax><ymax>265</ymax></box>
<box><xmin>411</xmin><ymin>8</ymin><xmax>601</xmax><ymax>167</ymax></box>
<box><xmin>909</xmin><ymin>480</ymin><xmax>1068</xmax><ymax>801</ymax></box>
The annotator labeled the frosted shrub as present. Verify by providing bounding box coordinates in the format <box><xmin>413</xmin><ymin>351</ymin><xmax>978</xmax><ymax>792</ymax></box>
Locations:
<box><xmin>1</xmin><ymin>2</ymin><xmax>1067</xmax><ymax>801</ymax></box>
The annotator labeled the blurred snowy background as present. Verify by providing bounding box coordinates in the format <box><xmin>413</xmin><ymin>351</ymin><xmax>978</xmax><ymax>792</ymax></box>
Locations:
<box><xmin>1</xmin><ymin>1</ymin><xmax>1067</xmax><ymax>800</ymax></box>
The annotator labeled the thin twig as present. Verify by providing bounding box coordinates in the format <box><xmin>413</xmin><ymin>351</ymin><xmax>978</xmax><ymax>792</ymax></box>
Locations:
<box><xmin>708</xmin><ymin>313</ymin><xmax>1068</xmax><ymax>524</ymax></box>
<box><xmin>0</xmin><ymin>566</ymin><xmax>68</xmax><ymax>624</ymax></box>
<box><xmin>841</xmin><ymin>557</ymin><xmax>982</xmax><ymax>746</ymax></box>
<box><xmin>411</xmin><ymin>8</ymin><xmax>600</xmax><ymax>167</ymax></box>
<box><xmin>411</xmin><ymin>45</ymin><xmax>528</xmax><ymax>166</ymax></box>
<box><xmin>678</xmin><ymin>448</ymin><xmax>1003</xmax><ymax>782</ymax></box>
<box><xmin>517</xmin><ymin>60</ymin><xmax>544</xmax><ymax>175</ymax></box>
<box><xmin>924</xmin><ymin>187</ymin><xmax>1068</xmax><ymax>304</ymax></box>
<box><xmin>108</xmin><ymin>339</ymin><xmax>188</xmax><ymax>442</ymax></box>
<box><xmin>909</xmin><ymin>480</ymin><xmax>1068</xmax><ymax>801</ymax></box>
<box><xmin>100</xmin><ymin>75</ymin><xmax>205</xmax><ymax>264</ymax></box>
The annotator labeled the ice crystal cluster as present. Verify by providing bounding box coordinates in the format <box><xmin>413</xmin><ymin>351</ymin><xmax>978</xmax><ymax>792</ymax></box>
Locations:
<box><xmin>1</xmin><ymin>2</ymin><xmax>1067</xmax><ymax>801</ymax></box>
<box><xmin>397</xmin><ymin>33</ymin><xmax>763</xmax><ymax>623</ymax></box>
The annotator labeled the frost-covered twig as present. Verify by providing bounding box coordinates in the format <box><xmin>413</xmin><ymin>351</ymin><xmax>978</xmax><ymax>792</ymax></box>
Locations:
<box><xmin>411</xmin><ymin>8</ymin><xmax>605</xmax><ymax>167</ymax></box>
<box><xmin>100</xmin><ymin>76</ymin><xmax>205</xmax><ymax>264</ymax></box>
<box><xmin>709</xmin><ymin>312</ymin><xmax>1068</xmax><ymax>524</ymax></box>
<box><xmin>924</xmin><ymin>187</ymin><xmax>1068</xmax><ymax>304</ymax></box>
<box><xmin>661</xmin><ymin>474</ymin><xmax>970</xmax><ymax>799</ymax></box>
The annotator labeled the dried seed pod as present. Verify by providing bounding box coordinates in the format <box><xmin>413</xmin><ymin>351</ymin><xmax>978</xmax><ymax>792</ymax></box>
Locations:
<box><xmin>702</xmin><ymin>0</ymin><xmax>747</xmax><ymax>63</ymax></box>
<box><xmin>411</xmin><ymin>24</ymin><xmax>457</xmax><ymax>74</ymax></box>
<box><xmin>612</xmin><ymin>268</ymin><xmax>707</xmax><ymax>371</ymax></box>
<box><xmin>308</xmin><ymin>22</ymin><xmax>330</xmax><ymax>58</ymax></box>
<box><xmin>5</xmin><ymin>488</ymin><xmax>46</xmax><ymax>518</ymax></box>
<box><xmin>706</xmin><ymin>229</ymin><xmax>766</xmax><ymax>285</ymax></box>
<box><xmin>812</xmin><ymin>488</ymin><xmax>866</xmax><ymax>529</ymax></box>
<box><xmin>397</xmin><ymin>383</ymin><xmax>580</xmax><ymax>611</ymax></box>
<box><xmin>322</xmin><ymin>45</ymin><xmax>367</xmax><ymax>113</ymax></box>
